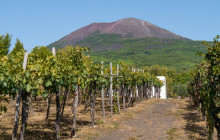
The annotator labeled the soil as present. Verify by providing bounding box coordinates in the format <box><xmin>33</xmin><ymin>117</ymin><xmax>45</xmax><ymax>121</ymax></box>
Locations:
<box><xmin>0</xmin><ymin>97</ymin><xmax>217</xmax><ymax>140</ymax></box>
<box><xmin>96</xmin><ymin>99</ymin><xmax>217</xmax><ymax>140</ymax></box>
<box><xmin>96</xmin><ymin>99</ymin><xmax>178</xmax><ymax>140</ymax></box>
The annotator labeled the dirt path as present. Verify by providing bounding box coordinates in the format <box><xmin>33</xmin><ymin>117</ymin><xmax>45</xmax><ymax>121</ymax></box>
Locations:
<box><xmin>96</xmin><ymin>99</ymin><xmax>179</xmax><ymax>140</ymax></box>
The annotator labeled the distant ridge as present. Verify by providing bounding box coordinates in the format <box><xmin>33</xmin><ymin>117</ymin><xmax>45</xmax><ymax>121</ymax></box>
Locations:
<box><xmin>48</xmin><ymin>18</ymin><xmax>187</xmax><ymax>48</ymax></box>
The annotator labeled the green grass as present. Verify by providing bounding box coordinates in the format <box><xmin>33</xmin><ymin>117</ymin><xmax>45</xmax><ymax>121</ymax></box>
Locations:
<box><xmin>167</xmin><ymin>127</ymin><xmax>178</xmax><ymax>140</ymax></box>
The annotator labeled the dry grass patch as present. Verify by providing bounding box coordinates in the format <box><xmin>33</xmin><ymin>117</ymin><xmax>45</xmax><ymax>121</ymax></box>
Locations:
<box><xmin>166</xmin><ymin>99</ymin><xmax>208</xmax><ymax>140</ymax></box>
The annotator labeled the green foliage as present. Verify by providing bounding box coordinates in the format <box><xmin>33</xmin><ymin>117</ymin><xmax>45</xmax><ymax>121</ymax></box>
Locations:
<box><xmin>31</xmin><ymin>46</ymin><xmax>51</xmax><ymax>58</ymax></box>
<box><xmin>10</xmin><ymin>38</ymin><xmax>24</xmax><ymax>56</ymax></box>
<box><xmin>0</xmin><ymin>33</ymin><xmax>11</xmax><ymax>58</ymax></box>
<box><xmin>109</xmin><ymin>63</ymin><xmax>163</xmax><ymax>90</ymax></box>
<box><xmin>88</xmin><ymin>36</ymin><xmax>206</xmax><ymax>70</ymax></box>
<box><xmin>188</xmin><ymin>35</ymin><xmax>220</xmax><ymax>139</ymax></box>
<box><xmin>1</xmin><ymin>42</ymin><xmax>163</xmax><ymax>98</ymax></box>
<box><xmin>172</xmin><ymin>84</ymin><xmax>188</xmax><ymax>98</ymax></box>
<box><xmin>142</xmin><ymin>65</ymin><xmax>191</xmax><ymax>97</ymax></box>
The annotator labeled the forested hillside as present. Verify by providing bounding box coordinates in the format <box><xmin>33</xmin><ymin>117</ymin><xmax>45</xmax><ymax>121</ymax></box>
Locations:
<box><xmin>48</xmin><ymin>33</ymin><xmax>206</xmax><ymax>70</ymax></box>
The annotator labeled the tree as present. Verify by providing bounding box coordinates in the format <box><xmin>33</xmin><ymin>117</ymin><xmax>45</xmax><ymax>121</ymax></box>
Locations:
<box><xmin>10</xmin><ymin>38</ymin><xmax>24</xmax><ymax>56</ymax></box>
<box><xmin>0</xmin><ymin>33</ymin><xmax>12</xmax><ymax>57</ymax></box>
<box><xmin>31</xmin><ymin>46</ymin><xmax>51</xmax><ymax>58</ymax></box>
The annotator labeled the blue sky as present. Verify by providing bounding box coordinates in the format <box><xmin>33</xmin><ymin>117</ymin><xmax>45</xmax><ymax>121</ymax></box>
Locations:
<box><xmin>1</xmin><ymin>0</ymin><xmax>219</xmax><ymax>52</ymax></box>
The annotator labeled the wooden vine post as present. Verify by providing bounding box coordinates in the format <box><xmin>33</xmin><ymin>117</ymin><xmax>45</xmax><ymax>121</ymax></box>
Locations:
<box><xmin>109</xmin><ymin>63</ymin><xmax>122</xmax><ymax>115</ymax></box>
<box><xmin>22</xmin><ymin>52</ymin><xmax>28</xmax><ymax>70</ymax></box>
<box><xmin>131</xmin><ymin>67</ymin><xmax>134</xmax><ymax>104</ymax></box>
<box><xmin>101</xmin><ymin>61</ymin><xmax>105</xmax><ymax>120</ymax></box>
<box><xmin>110</xmin><ymin>62</ymin><xmax>113</xmax><ymax>117</ymax></box>
<box><xmin>52</xmin><ymin>47</ymin><xmax>56</xmax><ymax>57</ymax></box>
<box><xmin>121</xmin><ymin>66</ymin><xmax>126</xmax><ymax>112</ymax></box>
<box><xmin>141</xmin><ymin>69</ymin><xmax>144</xmax><ymax>101</ymax></box>
<box><xmin>134</xmin><ymin>68</ymin><xmax>138</xmax><ymax>103</ymax></box>
<box><xmin>116</xmin><ymin>64</ymin><xmax>121</xmax><ymax>114</ymax></box>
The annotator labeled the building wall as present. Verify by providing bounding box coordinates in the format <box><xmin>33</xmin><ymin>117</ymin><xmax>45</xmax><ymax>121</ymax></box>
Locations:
<box><xmin>156</xmin><ymin>76</ymin><xmax>167</xmax><ymax>99</ymax></box>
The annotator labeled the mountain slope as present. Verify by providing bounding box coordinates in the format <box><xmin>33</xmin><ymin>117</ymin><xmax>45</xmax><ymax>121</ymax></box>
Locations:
<box><xmin>48</xmin><ymin>18</ymin><xmax>187</xmax><ymax>49</ymax></box>
<box><xmin>79</xmin><ymin>34</ymin><xmax>205</xmax><ymax>69</ymax></box>
<box><xmin>47</xmin><ymin>18</ymin><xmax>206</xmax><ymax>69</ymax></box>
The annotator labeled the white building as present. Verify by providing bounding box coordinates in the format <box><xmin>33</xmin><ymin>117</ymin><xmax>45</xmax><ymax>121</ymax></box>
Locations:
<box><xmin>156</xmin><ymin>76</ymin><xmax>167</xmax><ymax>99</ymax></box>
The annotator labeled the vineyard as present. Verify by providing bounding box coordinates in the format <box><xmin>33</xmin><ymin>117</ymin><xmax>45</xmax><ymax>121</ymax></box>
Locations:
<box><xmin>0</xmin><ymin>44</ymin><xmax>163</xmax><ymax>140</ymax></box>
<box><xmin>188</xmin><ymin>36</ymin><xmax>220</xmax><ymax>140</ymax></box>
<box><xmin>0</xmin><ymin>33</ymin><xmax>219</xmax><ymax>140</ymax></box>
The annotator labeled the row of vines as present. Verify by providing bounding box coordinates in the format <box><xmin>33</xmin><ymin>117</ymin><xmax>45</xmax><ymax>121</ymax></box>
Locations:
<box><xmin>0</xmin><ymin>44</ymin><xmax>163</xmax><ymax>139</ymax></box>
<box><xmin>188</xmin><ymin>35</ymin><xmax>220</xmax><ymax>140</ymax></box>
